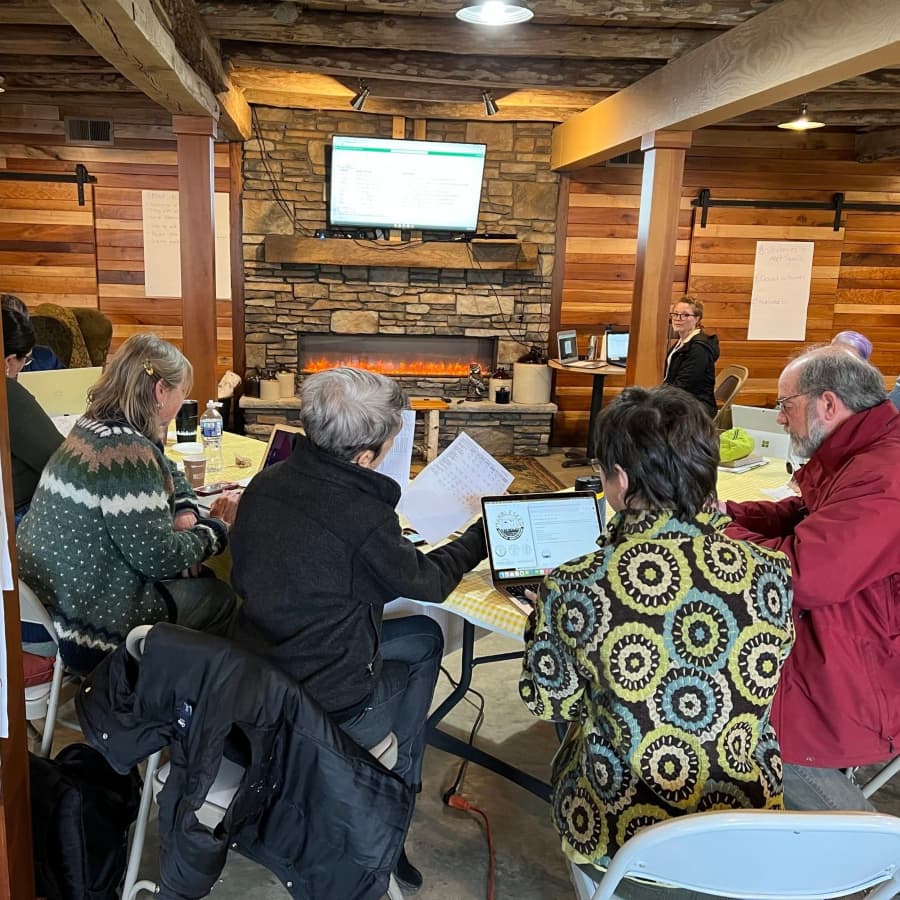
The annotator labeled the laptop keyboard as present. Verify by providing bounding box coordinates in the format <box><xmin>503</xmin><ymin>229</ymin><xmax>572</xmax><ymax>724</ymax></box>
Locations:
<box><xmin>505</xmin><ymin>582</ymin><xmax>541</xmax><ymax>605</ymax></box>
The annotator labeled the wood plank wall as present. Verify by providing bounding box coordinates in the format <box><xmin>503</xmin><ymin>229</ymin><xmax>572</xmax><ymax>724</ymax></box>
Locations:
<box><xmin>0</xmin><ymin>102</ymin><xmax>234</xmax><ymax>375</ymax></box>
<box><xmin>555</xmin><ymin>129</ymin><xmax>900</xmax><ymax>447</ymax></box>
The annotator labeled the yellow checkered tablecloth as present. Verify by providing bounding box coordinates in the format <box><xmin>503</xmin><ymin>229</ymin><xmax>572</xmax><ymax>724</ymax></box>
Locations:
<box><xmin>443</xmin><ymin>461</ymin><xmax>795</xmax><ymax>640</ymax></box>
<box><xmin>165</xmin><ymin>431</ymin><xmax>266</xmax><ymax>483</ymax></box>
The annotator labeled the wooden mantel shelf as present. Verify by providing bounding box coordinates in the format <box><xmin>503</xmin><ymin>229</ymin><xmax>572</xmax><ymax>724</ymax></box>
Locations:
<box><xmin>264</xmin><ymin>235</ymin><xmax>538</xmax><ymax>270</ymax></box>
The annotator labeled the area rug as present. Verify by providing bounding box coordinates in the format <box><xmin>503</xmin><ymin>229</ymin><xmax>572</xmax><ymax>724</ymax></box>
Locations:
<box><xmin>411</xmin><ymin>455</ymin><xmax>564</xmax><ymax>494</ymax></box>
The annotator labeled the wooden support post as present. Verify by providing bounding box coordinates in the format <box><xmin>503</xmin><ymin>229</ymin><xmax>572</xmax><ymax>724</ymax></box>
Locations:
<box><xmin>626</xmin><ymin>130</ymin><xmax>691</xmax><ymax>388</ymax></box>
<box><xmin>173</xmin><ymin>115</ymin><xmax>218</xmax><ymax>406</ymax></box>
<box><xmin>0</xmin><ymin>318</ymin><xmax>35</xmax><ymax>900</ymax></box>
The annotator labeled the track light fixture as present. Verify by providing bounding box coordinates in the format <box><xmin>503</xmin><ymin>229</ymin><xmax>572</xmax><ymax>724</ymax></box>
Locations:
<box><xmin>778</xmin><ymin>102</ymin><xmax>825</xmax><ymax>131</ymax></box>
<box><xmin>349</xmin><ymin>82</ymin><xmax>370</xmax><ymax>112</ymax></box>
<box><xmin>482</xmin><ymin>91</ymin><xmax>499</xmax><ymax>117</ymax></box>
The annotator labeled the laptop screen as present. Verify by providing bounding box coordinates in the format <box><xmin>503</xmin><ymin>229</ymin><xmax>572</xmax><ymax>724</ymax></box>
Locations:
<box><xmin>262</xmin><ymin>425</ymin><xmax>303</xmax><ymax>469</ymax></box>
<box><xmin>606</xmin><ymin>331</ymin><xmax>629</xmax><ymax>364</ymax></box>
<box><xmin>482</xmin><ymin>492</ymin><xmax>603</xmax><ymax>582</ymax></box>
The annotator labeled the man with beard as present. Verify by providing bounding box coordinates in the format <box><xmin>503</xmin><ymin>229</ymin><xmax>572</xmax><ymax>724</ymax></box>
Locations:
<box><xmin>722</xmin><ymin>345</ymin><xmax>900</xmax><ymax>811</ymax></box>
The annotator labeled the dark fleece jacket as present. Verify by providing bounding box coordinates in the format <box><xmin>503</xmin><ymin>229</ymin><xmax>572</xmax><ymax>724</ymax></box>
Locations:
<box><xmin>664</xmin><ymin>331</ymin><xmax>720</xmax><ymax>415</ymax></box>
<box><xmin>231</xmin><ymin>434</ymin><xmax>487</xmax><ymax>719</ymax></box>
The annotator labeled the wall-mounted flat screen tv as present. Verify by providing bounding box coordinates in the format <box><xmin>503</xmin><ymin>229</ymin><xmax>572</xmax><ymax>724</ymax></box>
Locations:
<box><xmin>328</xmin><ymin>136</ymin><xmax>487</xmax><ymax>232</ymax></box>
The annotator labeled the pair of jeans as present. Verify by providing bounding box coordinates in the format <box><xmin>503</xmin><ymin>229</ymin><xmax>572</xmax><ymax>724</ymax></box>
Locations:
<box><xmin>782</xmin><ymin>762</ymin><xmax>876</xmax><ymax>812</ymax></box>
<box><xmin>337</xmin><ymin>615</ymin><xmax>444</xmax><ymax>789</ymax></box>
<box><xmin>160</xmin><ymin>572</ymin><xmax>240</xmax><ymax>639</ymax></box>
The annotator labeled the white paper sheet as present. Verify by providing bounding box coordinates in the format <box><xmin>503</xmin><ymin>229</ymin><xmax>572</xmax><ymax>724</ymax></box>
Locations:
<box><xmin>375</xmin><ymin>409</ymin><xmax>415</xmax><ymax>487</ymax></box>
<box><xmin>747</xmin><ymin>241</ymin><xmax>814</xmax><ymax>341</ymax></box>
<box><xmin>761</xmin><ymin>484</ymin><xmax>799</xmax><ymax>501</ymax></box>
<box><xmin>397</xmin><ymin>432</ymin><xmax>513</xmax><ymax>544</ymax></box>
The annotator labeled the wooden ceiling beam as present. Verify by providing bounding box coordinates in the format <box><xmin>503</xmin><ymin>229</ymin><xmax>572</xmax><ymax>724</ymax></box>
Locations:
<box><xmin>222</xmin><ymin>42</ymin><xmax>659</xmax><ymax>90</ymax></box>
<box><xmin>856</xmin><ymin>126</ymin><xmax>900</xmax><ymax>161</ymax></box>
<box><xmin>241</xmin><ymin>88</ymin><xmax>574</xmax><ymax>123</ymax></box>
<box><xmin>232</xmin><ymin>70</ymin><xmax>606</xmax><ymax>107</ymax></box>
<box><xmin>45</xmin><ymin>0</ymin><xmax>251</xmax><ymax>140</ymax></box>
<box><xmin>198</xmin><ymin>0</ymin><xmax>778</xmax><ymax>28</ymax></box>
<box><xmin>201</xmin><ymin>4</ymin><xmax>719</xmax><ymax>60</ymax></box>
<box><xmin>552</xmin><ymin>0</ymin><xmax>900</xmax><ymax>170</ymax></box>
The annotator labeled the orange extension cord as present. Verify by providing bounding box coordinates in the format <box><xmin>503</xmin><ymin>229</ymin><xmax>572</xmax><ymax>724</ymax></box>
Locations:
<box><xmin>447</xmin><ymin>793</ymin><xmax>496</xmax><ymax>900</ymax></box>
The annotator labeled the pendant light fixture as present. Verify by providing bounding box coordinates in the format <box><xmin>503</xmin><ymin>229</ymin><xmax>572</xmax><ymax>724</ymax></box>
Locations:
<box><xmin>778</xmin><ymin>102</ymin><xmax>825</xmax><ymax>131</ymax></box>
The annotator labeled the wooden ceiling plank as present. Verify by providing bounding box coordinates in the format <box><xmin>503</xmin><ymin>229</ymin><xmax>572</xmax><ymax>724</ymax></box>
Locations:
<box><xmin>198</xmin><ymin>0</ymin><xmax>778</xmax><ymax>28</ymax></box>
<box><xmin>201</xmin><ymin>4</ymin><xmax>720</xmax><ymax>60</ymax></box>
<box><xmin>2</xmin><ymin>24</ymin><xmax>97</xmax><ymax>55</ymax></box>
<box><xmin>222</xmin><ymin>42</ymin><xmax>660</xmax><ymax>90</ymax></box>
<box><xmin>552</xmin><ymin>0</ymin><xmax>900</xmax><ymax>170</ymax></box>
<box><xmin>856</xmin><ymin>127</ymin><xmax>900</xmax><ymax>162</ymax></box>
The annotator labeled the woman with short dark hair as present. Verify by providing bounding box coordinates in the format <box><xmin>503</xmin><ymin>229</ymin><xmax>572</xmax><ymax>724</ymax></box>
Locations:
<box><xmin>520</xmin><ymin>386</ymin><xmax>793</xmax><ymax>894</ymax></box>
<box><xmin>663</xmin><ymin>295</ymin><xmax>720</xmax><ymax>416</ymax></box>
<box><xmin>2</xmin><ymin>306</ymin><xmax>63</xmax><ymax>523</ymax></box>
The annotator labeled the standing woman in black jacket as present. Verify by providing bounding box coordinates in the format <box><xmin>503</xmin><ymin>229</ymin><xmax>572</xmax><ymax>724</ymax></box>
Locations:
<box><xmin>663</xmin><ymin>295</ymin><xmax>720</xmax><ymax>416</ymax></box>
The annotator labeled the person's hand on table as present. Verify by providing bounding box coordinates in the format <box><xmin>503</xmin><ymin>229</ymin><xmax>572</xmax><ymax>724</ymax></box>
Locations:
<box><xmin>209</xmin><ymin>490</ymin><xmax>242</xmax><ymax>527</ymax></box>
<box><xmin>174</xmin><ymin>510</ymin><xmax>198</xmax><ymax>532</ymax></box>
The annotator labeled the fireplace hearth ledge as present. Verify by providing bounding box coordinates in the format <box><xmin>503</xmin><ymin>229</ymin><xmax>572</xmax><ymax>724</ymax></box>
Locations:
<box><xmin>239</xmin><ymin>396</ymin><xmax>558</xmax><ymax>456</ymax></box>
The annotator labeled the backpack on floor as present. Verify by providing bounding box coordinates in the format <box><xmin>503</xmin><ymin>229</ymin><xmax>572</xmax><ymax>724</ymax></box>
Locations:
<box><xmin>29</xmin><ymin>742</ymin><xmax>142</xmax><ymax>900</ymax></box>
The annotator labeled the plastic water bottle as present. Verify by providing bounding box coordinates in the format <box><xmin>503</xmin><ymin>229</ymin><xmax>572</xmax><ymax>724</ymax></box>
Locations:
<box><xmin>200</xmin><ymin>400</ymin><xmax>223</xmax><ymax>473</ymax></box>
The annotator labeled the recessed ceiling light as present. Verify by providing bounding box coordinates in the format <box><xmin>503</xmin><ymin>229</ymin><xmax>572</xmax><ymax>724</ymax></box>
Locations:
<box><xmin>456</xmin><ymin>2</ymin><xmax>534</xmax><ymax>26</ymax></box>
<box><xmin>778</xmin><ymin>102</ymin><xmax>825</xmax><ymax>131</ymax></box>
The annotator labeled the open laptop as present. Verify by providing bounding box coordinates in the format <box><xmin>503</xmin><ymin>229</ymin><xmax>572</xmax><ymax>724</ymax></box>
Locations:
<box><xmin>18</xmin><ymin>366</ymin><xmax>102</xmax><ymax>416</ymax></box>
<box><xmin>731</xmin><ymin>405</ymin><xmax>790</xmax><ymax>459</ymax></box>
<box><xmin>482</xmin><ymin>491</ymin><xmax>604</xmax><ymax>613</ymax></box>
<box><xmin>605</xmin><ymin>329</ymin><xmax>629</xmax><ymax>368</ymax></box>
<box><xmin>556</xmin><ymin>329</ymin><xmax>607</xmax><ymax>369</ymax></box>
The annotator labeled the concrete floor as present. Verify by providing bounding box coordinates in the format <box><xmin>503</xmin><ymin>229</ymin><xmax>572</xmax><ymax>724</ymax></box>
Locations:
<box><xmin>45</xmin><ymin>450</ymin><xmax>900</xmax><ymax>899</ymax></box>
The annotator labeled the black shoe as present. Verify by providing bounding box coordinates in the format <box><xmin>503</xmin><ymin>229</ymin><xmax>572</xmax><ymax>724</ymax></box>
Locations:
<box><xmin>393</xmin><ymin>848</ymin><xmax>423</xmax><ymax>894</ymax></box>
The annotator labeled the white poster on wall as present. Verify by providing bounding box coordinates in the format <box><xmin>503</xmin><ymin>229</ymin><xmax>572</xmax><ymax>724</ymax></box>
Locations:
<box><xmin>747</xmin><ymin>240</ymin><xmax>814</xmax><ymax>341</ymax></box>
<box><xmin>141</xmin><ymin>190</ymin><xmax>232</xmax><ymax>299</ymax></box>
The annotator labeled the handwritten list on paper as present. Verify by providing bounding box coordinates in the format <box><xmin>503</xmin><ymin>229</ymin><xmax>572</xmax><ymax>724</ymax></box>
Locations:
<box><xmin>397</xmin><ymin>432</ymin><xmax>513</xmax><ymax>544</ymax></box>
<box><xmin>747</xmin><ymin>240</ymin><xmax>814</xmax><ymax>341</ymax></box>
<box><xmin>142</xmin><ymin>190</ymin><xmax>232</xmax><ymax>300</ymax></box>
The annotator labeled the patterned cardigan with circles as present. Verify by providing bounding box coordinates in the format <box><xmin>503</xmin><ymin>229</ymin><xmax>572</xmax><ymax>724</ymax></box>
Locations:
<box><xmin>519</xmin><ymin>508</ymin><xmax>793</xmax><ymax>868</ymax></box>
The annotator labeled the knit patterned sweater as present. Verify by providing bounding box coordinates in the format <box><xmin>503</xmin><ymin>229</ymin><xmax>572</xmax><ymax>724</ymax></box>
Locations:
<box><xmin>17</xmin><ymin>418</ymin><xmax>228</xmax><ymax>674</ymax></box>
<box><xmin>520</xmin><ymin>509</ymin><xmax>793</xmax><ymax>868</ymax></box>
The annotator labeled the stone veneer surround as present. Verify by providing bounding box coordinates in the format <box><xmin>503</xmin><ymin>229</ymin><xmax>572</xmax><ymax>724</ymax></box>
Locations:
<box><xmin>241</xmin><ymin>108</ymin><xmax>559</xmax><ymax>386</ymax></box>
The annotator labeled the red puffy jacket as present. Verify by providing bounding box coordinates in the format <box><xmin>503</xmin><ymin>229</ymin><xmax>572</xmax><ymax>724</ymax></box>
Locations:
<box><xmin>725</xmin><ymin>400</ymin><xmax>900</xmax><ymax>768</ymax></box>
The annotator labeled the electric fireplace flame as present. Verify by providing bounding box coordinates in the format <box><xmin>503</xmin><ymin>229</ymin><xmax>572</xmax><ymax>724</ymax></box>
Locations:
<box><xmin>304</xmin><ymin>356</ymin><xmax>475</xmax><ymax>376</ymax></box>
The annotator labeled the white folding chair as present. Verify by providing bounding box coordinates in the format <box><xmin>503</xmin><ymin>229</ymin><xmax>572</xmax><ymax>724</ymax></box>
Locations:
<box><xmin>20</xmin><ymin>578</ymin><xmax>76</xmax><ymax>757</ymax></box>
<box><xmin>569</xmin><ymin>809</ymin><xmax>900</xmax><ymax>900</ymax></box>
<box><xmin>121</xmin><ymin>625</ymin><xmax>405</xmax><ymax>900</ymax></box>
<box><xmin>847</xmin><ymin>756</ymin><xmax>900</xmax><ymax>800</ymax></box>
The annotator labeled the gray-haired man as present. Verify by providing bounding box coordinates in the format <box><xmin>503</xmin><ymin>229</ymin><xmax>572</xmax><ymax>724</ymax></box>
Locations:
<box><xmin>723</xmin><ymin>345</ymin><xmax>900</xmax><ymax>811</ymax></box>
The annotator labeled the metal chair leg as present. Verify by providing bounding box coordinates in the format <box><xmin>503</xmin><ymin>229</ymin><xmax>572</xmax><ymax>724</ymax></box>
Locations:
<box><xmin>122</xmin><ymin>750</ymin><xmax>161</xmax><ymax>900</ymax></box>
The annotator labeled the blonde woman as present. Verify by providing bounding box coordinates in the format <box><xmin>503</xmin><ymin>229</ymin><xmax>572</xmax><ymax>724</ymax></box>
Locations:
<box><xmin>17</xmin><ymin>333</ymin><xmax>237</xmax><ymax>674</ymax></box>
